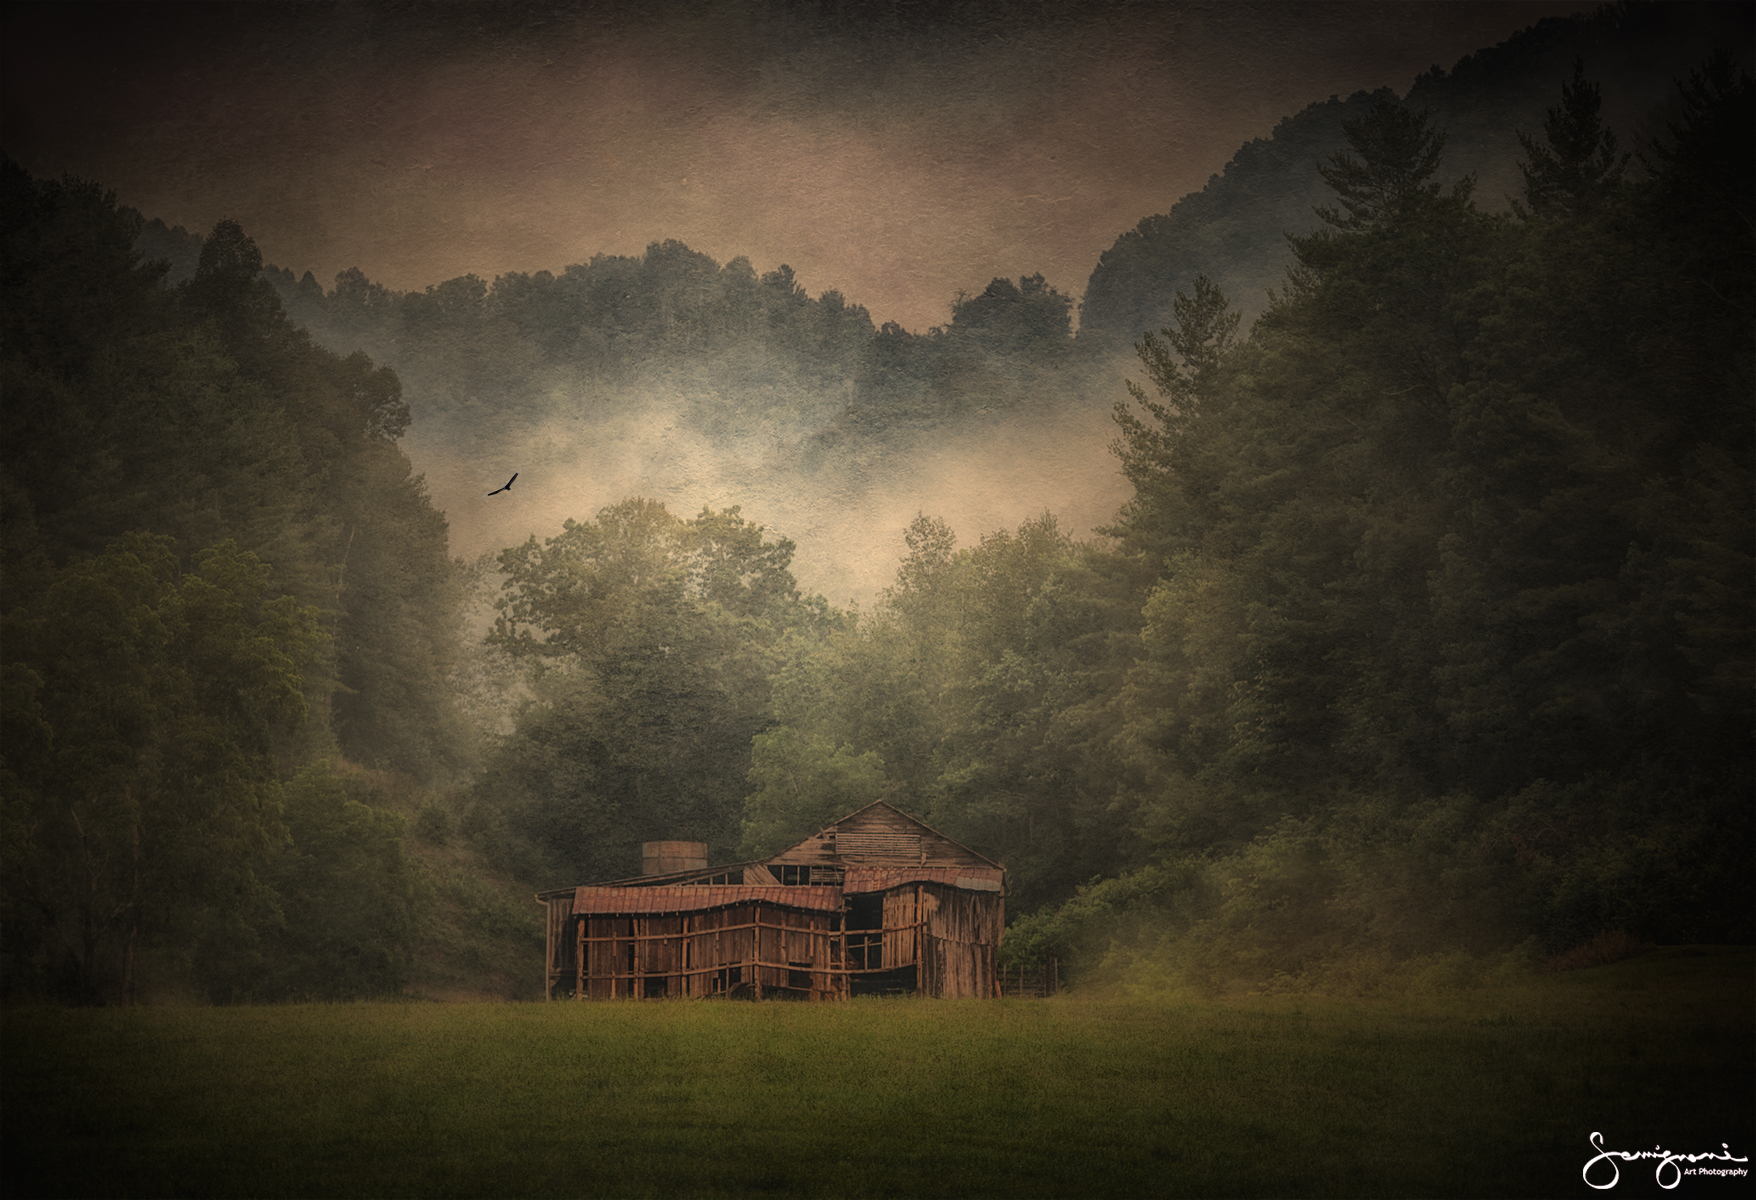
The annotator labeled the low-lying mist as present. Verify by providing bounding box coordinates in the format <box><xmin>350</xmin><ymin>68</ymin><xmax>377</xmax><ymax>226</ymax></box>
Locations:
<box><xmin>414</xmin><ymin>360</ymin><xmax>1135</xmax><ymax>607</ymax></box>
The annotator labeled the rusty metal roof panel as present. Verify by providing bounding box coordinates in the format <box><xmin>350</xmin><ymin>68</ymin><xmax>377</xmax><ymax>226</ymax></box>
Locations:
<box><xmin>571</xmin><ymin>885</ymin><xmax>844</xmax><ymax>915</ymax></box>
<box><xmin>842</xmin><ymin>866</ymin><xmax>1005</xmax><ymax>894</ymax></box>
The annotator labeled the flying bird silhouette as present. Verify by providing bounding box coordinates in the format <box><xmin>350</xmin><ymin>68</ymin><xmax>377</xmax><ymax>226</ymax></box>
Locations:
<box><xmin>487</xmin><ymin>472</ymin><xmax>518</xmax><ymax>496</ymax></box>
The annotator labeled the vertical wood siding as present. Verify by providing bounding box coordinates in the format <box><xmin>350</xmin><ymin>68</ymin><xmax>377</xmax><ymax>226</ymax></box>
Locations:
<box><xmin>572</xmin><ymin>903</ymin><xmax>847</xmax><ymax>1000</ymax></box>
<box><xmin>918</xmin><ymin>884</ymin><xmax>1003</xmax><ymax>998</ymax></box>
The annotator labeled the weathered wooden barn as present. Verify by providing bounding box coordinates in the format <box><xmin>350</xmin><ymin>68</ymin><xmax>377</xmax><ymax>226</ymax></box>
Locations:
<box><xmin>536</xmin><ymin>802</ymin><xmax>1005</xmax><ymax>1000</ymax></box>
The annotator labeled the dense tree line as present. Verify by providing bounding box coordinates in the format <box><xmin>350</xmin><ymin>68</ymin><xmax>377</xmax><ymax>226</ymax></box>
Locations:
<box><xmin>1</xmin><ymin>158</ymin><xmax>456</xmax><ymax>1001</ymax></box>
<box><xmin>271</xmin><ymin>246</ymin><xmax>874</xmax><ymax>445</ymax></box>
<box><xmin>1069</xmin><ymin>56</ymin><xmax>1751</xmax><ymax>977</ymax></box>
<box><xmin>268</xmin><ymin>240</ymin><xmax>1088</xmax><ymax>463</ymax></box>
<box><xmin>657</xmin><ymin>57</ymin><xmax>1751</xmax><ymax>983</ymax></box>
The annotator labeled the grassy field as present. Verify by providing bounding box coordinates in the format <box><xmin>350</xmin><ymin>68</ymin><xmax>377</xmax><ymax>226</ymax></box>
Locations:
<box><xmin>4</xmin><ymin>946</ymin><xmax>1750</xmax><ymax>1199</ymax></box>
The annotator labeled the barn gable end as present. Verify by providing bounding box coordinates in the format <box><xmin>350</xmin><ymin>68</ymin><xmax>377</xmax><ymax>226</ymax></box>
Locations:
<box><xmin>767</xmin><ymin>800</ymin><xmax>1000</xmax><ymax>872</ymax></box>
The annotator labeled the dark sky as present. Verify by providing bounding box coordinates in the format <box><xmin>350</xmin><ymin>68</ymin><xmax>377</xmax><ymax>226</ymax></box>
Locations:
<box><xmin>3</xmin><ymin>0</ymin><xmax>1592</xmax><ymax>332</ymax></box>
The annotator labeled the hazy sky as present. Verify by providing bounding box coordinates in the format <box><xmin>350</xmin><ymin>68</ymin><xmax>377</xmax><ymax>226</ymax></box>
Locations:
<box><xmin>4</xmin><ymin>0</ymin><xmax>1592</xmax><ymax>333</ymax></box>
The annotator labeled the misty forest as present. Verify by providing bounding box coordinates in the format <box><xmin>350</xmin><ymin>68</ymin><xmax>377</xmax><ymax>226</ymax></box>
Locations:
<box><xmin>3</xmin><ymin>5</ymin><xmax>1750</xmax><ymax>1006</ymax></box>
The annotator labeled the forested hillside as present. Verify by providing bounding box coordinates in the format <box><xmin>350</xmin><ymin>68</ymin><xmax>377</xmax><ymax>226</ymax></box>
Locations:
<box><xmin>0</xmin><ymin>158</ymin><xmax>535</xmax><ymax>1003</ymax></box>
<box><xmin>460</xmin><ymin>51</ymin><xmax>1753</xmax><ymax>986</ymax></box>
<box><xmin>240</xmin><ymin>3</ymin><xmax>1753</xmax><ymax>611</ymax></box>
<box><xmin>1009</xmin><ymin>54</ymin><xmax>1754</xmax><ymax>987</ymax></box>
<box><xmin>256</xmin><ymin>235</ymin><xmax>1106</xmax><ymax>610</ymax></box>
<box><xmin>3</xmin><ymin>11</ymin><xmax>1749</xmax><ymax>1005</ymax></box>
<box><xmin>1080</xmin><ymin>0</ymin><xmax>1750</xmax><ymax>345</ymax></box>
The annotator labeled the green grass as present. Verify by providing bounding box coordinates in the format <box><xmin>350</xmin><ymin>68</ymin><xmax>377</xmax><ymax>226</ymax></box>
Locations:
<box><xmin>5</xmin><ymin>947</ymin><xmax>1750</xmax><ymax>1198</ymax></box>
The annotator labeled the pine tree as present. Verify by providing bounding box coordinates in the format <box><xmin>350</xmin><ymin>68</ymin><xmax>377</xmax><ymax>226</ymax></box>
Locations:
<box><xmin>1515</xmin><ymin>59</ymin><xmax>1629</xmax><ymax>220</ymax></box>
<box><xmin>1313</xmin><ymin>97</ymin><xmax>1451</xmax><ymax>232</ymax></box>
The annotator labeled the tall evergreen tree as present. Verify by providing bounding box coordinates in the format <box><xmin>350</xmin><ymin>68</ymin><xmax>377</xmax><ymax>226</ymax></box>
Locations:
<box><xmin>1515</xmin><ymin>59</ymin><xmax>1629</xmax><ymax>220</ymax></box>
<box><xmin>1312</xmin><ymin>97</ymin><xmax>1451</xmax><ymax>232</ymax></box>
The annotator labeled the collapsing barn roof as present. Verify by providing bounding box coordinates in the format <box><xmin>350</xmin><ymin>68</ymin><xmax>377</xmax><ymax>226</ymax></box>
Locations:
<box><xmin>538</xmin><ymin>802</ymin><xmax>1006</xmax><ymax>1001</ymax></box>
<box><xmin>569</xmin><ymin>885</ymin><xmax>844</xmax><ymax>915</ymax></box>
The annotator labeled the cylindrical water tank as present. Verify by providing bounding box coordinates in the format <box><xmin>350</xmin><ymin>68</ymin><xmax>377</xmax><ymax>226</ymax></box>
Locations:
<box><xmin>642</xmin><ymin>840</ymin><xmax>708</xmax><ymax>876</ymax></box>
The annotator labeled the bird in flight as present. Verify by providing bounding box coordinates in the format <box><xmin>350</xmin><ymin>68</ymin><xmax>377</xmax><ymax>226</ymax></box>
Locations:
<box><xmin>487</xmin><ymin>472</ymin><xmax>518</xmax><ymax>496</ymax></box>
